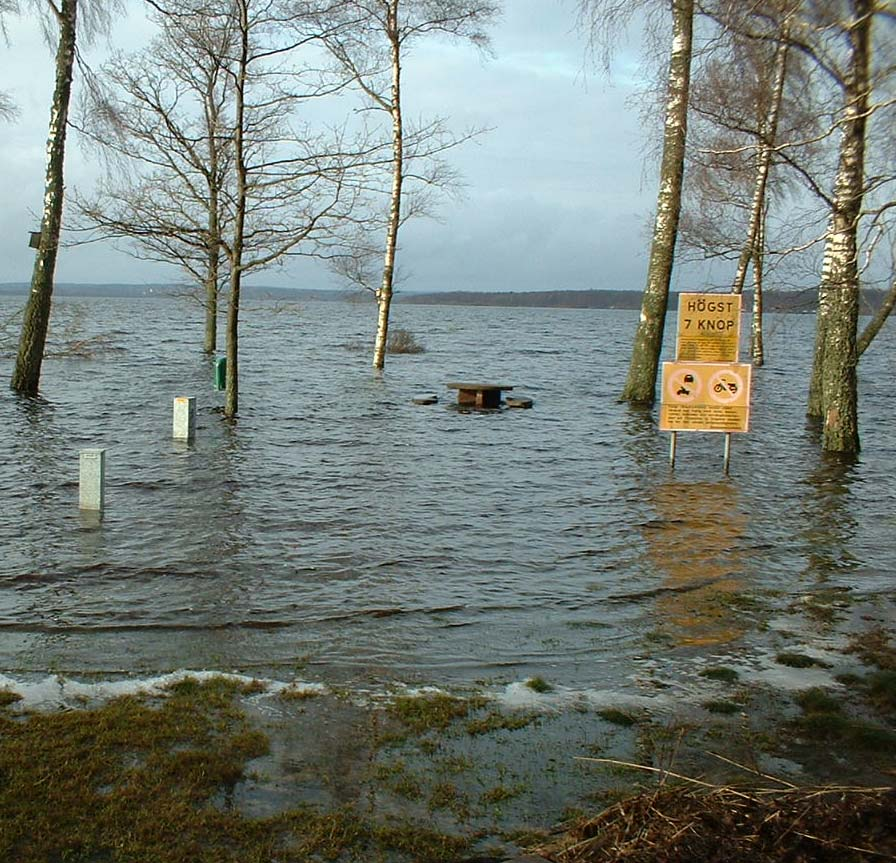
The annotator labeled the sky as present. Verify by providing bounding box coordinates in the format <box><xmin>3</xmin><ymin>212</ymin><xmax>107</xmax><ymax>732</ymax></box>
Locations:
<box><xmin>0</xmin><ymin>1</ymin><xmax>659</xmax><ymax>294</ymax></box>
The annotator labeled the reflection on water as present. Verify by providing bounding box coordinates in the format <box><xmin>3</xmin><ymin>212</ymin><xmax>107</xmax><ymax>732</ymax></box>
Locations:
<box><xmin>799</xmin><ymin>455</ymin><xmax>860</xmax><ymax>581</ymax></box>
<box><xmin>643</xmin><ymin>480</ymin><xmax>747</xmax><ymax>646</ymax></box>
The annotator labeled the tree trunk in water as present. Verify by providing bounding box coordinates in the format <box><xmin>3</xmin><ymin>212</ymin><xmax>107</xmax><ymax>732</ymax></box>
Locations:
<box><xmin>10</xmin><ymin>0</ymin><xmax>78</xmax><ymax>395</ymax></box>
<box><xmin>620</xmin><ymin>0</ymin><xmax>693</xmax><ymax>404</ymax></box>
<box><xmin>204</xmin><ymin>242</ymin><xmax>219</xmax><ymax>355</ymax></box>
<box><xmin>224</xmin><ymin>0</ymin><xmax>249</xmax><ymax>419</ymax></box>
<box><xmin>814</xmin><ymin>0</ymin><xmax>871</xmax><ymax>454</ymax></box>
<box><xmin>751</xmin><ymin>223</ymin><xmax>765</xmax><ymax>367</ymax></box>
<box><xmin>225</xmin><ymin>263</ymin><xmax>240</xmax><ymax>418</ymax></box>
<box><xmin>204</xmin><ymin>198</ymin><xmax>220</xmax><ymax>354</ymax></box>
<box><xmin>203</xmin><ymin>81</ymin><xmax>223</xmax><ymax>355</ymax></box>
<box><xmin>857</xmin><ymin>277</ymin><xmax>896</xmax><ymax>356</ymax></box>
<box><xmin>373</xmin><ymin>1</ymin><xmax>402</xmax><ymax>372</ymax></box>
<box><xmin>806</xmin><ymin>240</ymin><xmax>833</xmax><ymax>417</ymax></box>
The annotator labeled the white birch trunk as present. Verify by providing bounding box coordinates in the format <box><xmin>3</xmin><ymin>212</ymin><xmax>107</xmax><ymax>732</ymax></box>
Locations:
<box><xmin>751</xmin><ymin>218</ymin><xmax>765</xmax><ymax>366</ymax></box>
<box><xmin>11</xmin><ymin>0</ymin><xmax>78</xmax><ymax>394</ymax></box>
<box><xmin>372</xmin><ymin>0</ymin><xmax>403</xmax><ymax>371</ymax></box>
<box><xmin>225</xmin><ymin>0</ymin><xmax>250</xmax><ymax>419</ymax></box>
<box><xmin>814</xmin><ymin>0</ymin><xmax>871</xmax><ymax>453</ymax></box>
<box><xmin>621</xmin><ymin>0</ymin><xmax>693</xmax><ymax>404</ymax></box>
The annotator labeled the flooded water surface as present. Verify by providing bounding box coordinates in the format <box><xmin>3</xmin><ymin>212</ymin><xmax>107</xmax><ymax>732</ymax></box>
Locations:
<box><xmin>0</xmin><ymin>296</ymin><xmax>893</xmax><ymax>700</ymax></box>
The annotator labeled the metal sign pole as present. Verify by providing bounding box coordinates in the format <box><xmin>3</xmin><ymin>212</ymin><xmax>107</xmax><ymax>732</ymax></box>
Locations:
<box><xmin>723</xmin><ymin>433</ymin><xmax>731</xmax><ymax>475</ymax></box>
<box><xmin>670</xmin><ymin>432</ymin><xmax>677</xmax><ymax>470</ymax></box>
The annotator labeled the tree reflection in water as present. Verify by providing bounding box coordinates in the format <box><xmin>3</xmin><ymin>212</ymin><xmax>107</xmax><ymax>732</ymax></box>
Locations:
<box><xmin>642</xmin><ymin>480</ymin><xmax>747</xmax><ymax>647</ymax></box>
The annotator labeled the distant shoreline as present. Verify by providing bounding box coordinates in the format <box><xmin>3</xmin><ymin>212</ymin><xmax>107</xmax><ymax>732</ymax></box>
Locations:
<box><xmin>0</xmin><ymin>282</ymin><xmax>889</xmax><ymax>314</ymax></box>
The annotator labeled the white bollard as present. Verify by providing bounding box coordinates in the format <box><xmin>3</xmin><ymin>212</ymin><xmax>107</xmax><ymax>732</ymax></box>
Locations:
<box><xmin>79</xmin><ymin>448</ymin><xmax>106</xmax><ymax>511</ymax></box>
<box><xmin>172</xmin><ymin>396</ymin><xmax>197</xmax><ymax>442</ymax></box>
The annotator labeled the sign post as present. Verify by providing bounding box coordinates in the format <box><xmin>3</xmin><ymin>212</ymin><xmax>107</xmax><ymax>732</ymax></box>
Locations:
<box><xmin>660</xmin><ymin>293</ymin><xmax>751</xmax><ymax>473</ymax></box>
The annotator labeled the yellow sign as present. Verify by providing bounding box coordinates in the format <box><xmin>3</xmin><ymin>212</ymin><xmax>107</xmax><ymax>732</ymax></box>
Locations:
<box><xmin>675</xmin><ymin>293</ymin><xmax>741</xmax><ymax>362</ymax></box>
<box><xmin>660</xmin><ymin>362</ymin><xmax>752</xmax><ymax>433</ymax></box>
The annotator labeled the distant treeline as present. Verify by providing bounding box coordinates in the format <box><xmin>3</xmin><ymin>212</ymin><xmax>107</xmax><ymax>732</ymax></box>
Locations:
<box><xmin>0</xmin><ymin>283</ymin><xmax>349</xmax><ymax>301</ymax></box>
<box><xmin>400</xmin><ymin>288</ymin><xmax>891</xmax><ymax>314</ymax></box>
<box><xmin>0</xmin><ymin>283</ymin><xmax>889</xmax><ymax>314</ymax></box>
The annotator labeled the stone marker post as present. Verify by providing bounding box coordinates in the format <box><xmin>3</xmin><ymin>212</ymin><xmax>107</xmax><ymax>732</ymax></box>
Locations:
<box><xmin>79</xmin><ymin>448</ymin><xmax>106</xmax><ymax>511</ymax></box>
<box><xmin>173</xmin><ymin>397</ymin><xmax>197</xmax><ymax>442</ymax></box>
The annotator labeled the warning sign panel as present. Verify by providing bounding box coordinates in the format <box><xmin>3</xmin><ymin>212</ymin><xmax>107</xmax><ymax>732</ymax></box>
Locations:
<box><xmin>675</xmin><ymin>293</ymin><xmax>741</xmax><ymax>363</ymax></box>
<box><xmin>660</xmin><ymin>362</ymin><xmax>752</xmax><ymax>433</ymax></box>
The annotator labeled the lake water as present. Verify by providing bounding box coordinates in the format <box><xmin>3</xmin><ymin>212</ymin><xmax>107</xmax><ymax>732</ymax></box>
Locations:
<box><xmin>0</xmin><ymin>295</ymin><xmax>894</xmax><ymax>705</ymax></box>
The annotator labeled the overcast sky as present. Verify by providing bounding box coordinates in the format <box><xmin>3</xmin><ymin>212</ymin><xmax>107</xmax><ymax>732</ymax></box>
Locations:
<box><xmin>0</xmin><ymin>1</ymin><xmax>660</xmax><ymax>294</ymax></box>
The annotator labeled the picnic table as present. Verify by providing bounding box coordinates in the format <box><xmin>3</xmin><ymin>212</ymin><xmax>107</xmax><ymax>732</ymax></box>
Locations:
<box><xmin>446</xmin><ymin>382</ymin><xmax>513</xmax><ymax>409</ymax></box>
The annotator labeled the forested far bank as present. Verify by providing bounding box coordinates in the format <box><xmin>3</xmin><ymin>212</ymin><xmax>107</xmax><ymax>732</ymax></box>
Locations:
<box><xmin>1</xmin><ymin>283</ymin><xmax>893</xmax><ymax>315</ymax></box>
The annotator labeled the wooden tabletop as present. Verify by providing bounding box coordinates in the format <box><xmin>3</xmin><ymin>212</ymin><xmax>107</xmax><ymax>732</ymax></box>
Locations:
<box><xmin>446</xmin><ymin>382</ymin><xmax>514</xmax><ymax>391</ymax></box>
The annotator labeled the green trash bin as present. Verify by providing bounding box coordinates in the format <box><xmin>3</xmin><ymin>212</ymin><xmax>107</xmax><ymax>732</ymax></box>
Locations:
<box><xmin>214</xmin><ymin>356</ymin><xmax>226</xmax><ymax>391</ymax></box>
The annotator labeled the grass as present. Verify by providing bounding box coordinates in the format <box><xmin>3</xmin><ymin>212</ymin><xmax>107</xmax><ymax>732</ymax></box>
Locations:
<box><xmin>790</xmin><ymin>686</ymin><xmax>896</xmax><ymax>751</ymax></box>
<box><xmin>0</xmin><ymin>677</ymin><xmax>270</xmax><ymax>863</ymax></box>
<box><xmin>699</xmin><ymin>666</ymin><xmax>740</xmax><ymax>684</ymax></box>
<box><xmin>866</xmin><ymin>670</ymin><xmax>896</xmax><ymax>712</ymax></box>
<box><xmin>847</xmin><ymin>626</ymin><xmax>896</xmax><ymax>670</ymax></box>
<box><xmin>480</xmin><ymin>782</ymin><xmax>527</xmax><ymax>805</ymax></box>
<box><xmin>0</xmin><ymin>677</ymin><xmax>479</xmax><ymax>863</ymax></box>
<box><xmin>278</xmin><ymin>685</ymin><xmax>323</xmax><ymax>701</ymax></box>
<box><xmin>428</xmin><ymin>781</ymin><xmax>465</xmax><ymax>813</ymax></box>
<box><xmin>386</xmin><ymin>328</ymin><xmax>425</xmax><ymax>354</ymax></box>
<box><xmin>525</xmin><ymin>676</ymin><xmax>553</xmax><ymax>693</ymax></box>
<box><xmin>597</xmin><ymin>708</ymin><xmax>638</xmax><ymax>727</ymax></box>
<box><xmin>0</xmin><ymin>688</ymin><xmax>22</xmax><ymax>707</ymax></box>
<box><xmin>465</xmin><ymin>710</ymin><xmax>540</xmax><ymax>736</ymax></box>
<box><xmin>702</xmin><ymin>699</ymin><xmax>741</xmax><ymax>715</ymax></box>
<box><xmin>387</xmin><ymin>691</ymin><xmax>488</xmax><ymax>734</ymax></box>
<box><xmin>775</xmin><ymin>652</ymin><xmax>832</xmax><ymax>669</ymax></box>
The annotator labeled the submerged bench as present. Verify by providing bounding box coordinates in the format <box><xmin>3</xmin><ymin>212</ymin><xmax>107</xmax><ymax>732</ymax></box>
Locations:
<box><xmin>446</xmin><ymin>382</ymin><xmax>513</xmax><ymax>409</ymax></box>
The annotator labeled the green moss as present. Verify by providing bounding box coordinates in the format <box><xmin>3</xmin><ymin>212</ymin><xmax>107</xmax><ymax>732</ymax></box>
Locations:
<box><xmin>480</xmin><ymin>782</ymin><xmax>527</xmax><ymax>805</ymax></box>
<box><xmin>790</xmin><ymin>686</ymin><xmax>896</xmax><ymax>750</ymax></box>
<box><xmin>465</xmin><ymin>710</ymin><xmax>539</xmax><ymax>736</ymax></box>
<box><xmin>866</xmin><ymin>670</ymin><xmax>896</xmax><ymax>713</ymax></box>
<box><xmin>702</xmin><ymin>699</ymin><xmax>741</xmax><ymax>715</ymax></box>
<box><xmin>278</xmin><ymin>685</ymin><xmax>322</xmax><ymax>702</ymax></box>
<box><xmin>428</xmin><ymin>781</ymin><xmax>463</xmax><ymax>812</ymax></box>
<box><xmin>597</xmin><ymin>708</ymin><xmax>637</xmax><ymax>727</ymax></box>
<box><xmin>372</xmin><ymin>821</ymin><xmax>472</xmax><ymax>862</ymax></box>
<box><xmin>435</xmin><ymin>755</ymin><xmax>474</xmax><ymax>775</ymax></box>
<box><xmin>390</xmin><ymin>773</ymin><xmax>425</xmax><ymax>801</ymax></box>
<box><xmin>501</xmin><ymin>827</ymin><xmax>551</xmax><ymax>848</ymax></box>
<box><xmin>699</xmin><ymin>667</ymin><xmax>739</xmax><ymax>684</ymax></box>
<box><xmin>775</xmin><ymin>652</ymin><xmax>831</xmax><ymax>669</ymax></box>
<box><xmin>0</xmin><ymin>680</ymin><xmax>485</xmax><ymax>863</ymax></box>
<box><xmin>846</xmin><ymin>626</ymin><xmax>896</xmax><ymax>670</ymax></box>
<box><xmin>387</xmin><ymin>692</ymin><xmax>488</xmax><ymax>734</ymax></box>
<box><xmin>369</xmin><ymin>758</ymin><xmax>423</xmax><ymax>800</ymax></box>
<box><xmin>795</xmin><ymin>688</ymin><xmax>842</xmax><ymax>714</ymax></box>
<box><xmin>525</xmin><ymin>676</ymin><xmax>553</xmax><ymax>693</ymax></box>
<box><xmin>0</xmin><ymin>689</ymin><xmax>22</xmax><ymax>708</ymax></box>
<box><xmin>0</xmin><ymin>679</ymin><xmax>271</xmax><ymax>863</ymax></box>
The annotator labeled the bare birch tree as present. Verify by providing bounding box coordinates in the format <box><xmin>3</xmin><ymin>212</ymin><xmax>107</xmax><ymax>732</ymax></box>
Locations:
<box><xmin>73</xmin><ymin>5</ymin><xmax>235</xmax><ymax>353</ymax></box>
<box><xmin>581</xmin><ymin>0</ymin><xmax>696</xmax><ymax>404</ymax></box>
<box><xmin>9</xmin><ymin>0</ymin><xmax>117</xmax><ymax>395</ymax></box>
<box><xmin>679</xmin><ymin>1</ymin><xmax>815</xmax><ymax>367</ymax></box>
<box><xmin>804</xmin><ymin>0</ymin><xmax>875</xmax><ymax>453</ymax></box>
<box><xmin>314</xmin><ymin>0</ymin><xmax>498</xmax><ymax>370</ymax></box>
<box><xmin>204</xmin><ymin>0</ymin><xmax>363</xmax><ymax>418</ymax></box>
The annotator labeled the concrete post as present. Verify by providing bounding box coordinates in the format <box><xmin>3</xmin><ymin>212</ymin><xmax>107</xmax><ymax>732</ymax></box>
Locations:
<box><xmin>173</xmin><ymin>396</ymin><xmax>197</xmax><ymax>442</ymax></box>
<box><xmin>79</xmin><ymin>448</ymin><xmax>106</xmax><ymax>511</ymax></box>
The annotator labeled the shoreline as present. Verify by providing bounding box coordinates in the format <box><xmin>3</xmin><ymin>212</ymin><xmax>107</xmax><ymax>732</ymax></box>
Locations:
<box><xmin>1</xmin><ymin>621</ymin><xmax>894</xmax><ymax>861</ymax></box>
